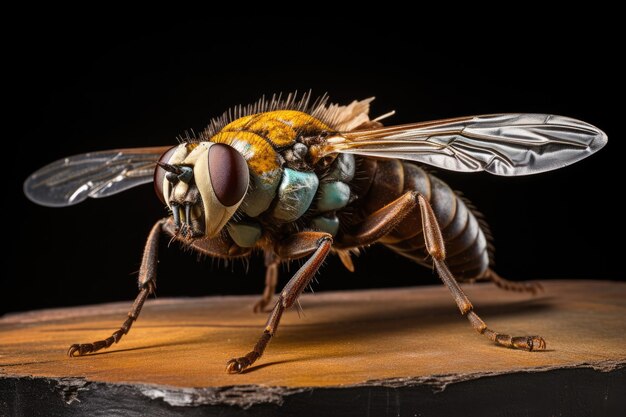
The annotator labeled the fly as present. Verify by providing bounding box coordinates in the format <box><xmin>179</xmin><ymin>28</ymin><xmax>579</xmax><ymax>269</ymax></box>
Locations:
<box><xmin>23</xmin><ymin>93</ymin><xmax>607</xmax><ymax>373</ymax></box>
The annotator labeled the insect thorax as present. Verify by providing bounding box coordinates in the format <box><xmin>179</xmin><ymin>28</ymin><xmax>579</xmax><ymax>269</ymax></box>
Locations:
<box><xmin>205</xmin><ymin>110</ymin><xmax>356</xmax><ymax>247</ymax></box>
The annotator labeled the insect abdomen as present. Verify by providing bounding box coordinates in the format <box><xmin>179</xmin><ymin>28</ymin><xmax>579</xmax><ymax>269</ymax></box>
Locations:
<box><xmin>354</xmin><ymin>159</ymin><xmax>490</xmax><ymax>280</ymax></box>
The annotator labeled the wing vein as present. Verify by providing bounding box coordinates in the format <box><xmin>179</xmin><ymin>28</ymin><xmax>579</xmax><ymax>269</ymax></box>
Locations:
<box><xmin>324</xmin><ymin>113</ymin><xmax>606</xmax><ymax>176</ymax></box>
<box><xmin>24</xmin><ymin>147</ymin><xmax>170</xmax><ymax>207</ymax></box>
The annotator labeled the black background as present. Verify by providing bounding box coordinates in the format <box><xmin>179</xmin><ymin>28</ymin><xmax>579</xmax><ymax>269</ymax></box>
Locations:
<box><xmin>5</xmin><ymin>15</ymin><xmax>623</xmax><ymax>315</ymax></box>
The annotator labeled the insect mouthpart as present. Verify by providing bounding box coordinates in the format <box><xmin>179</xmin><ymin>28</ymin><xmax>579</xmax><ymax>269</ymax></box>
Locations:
<box><xmin>170</xmin><ymin>199</ymin><xmax>205</xmax><ymax>239</ymax></box>
<box><xmin>156</xmin><ymin>162</ymin><xmax>206</xmax><ymax>239</ymax></box>
<box><xmin>153</xmin><ymin>142</ymin><xmax>250</xmax><ymax>239</ymax></box>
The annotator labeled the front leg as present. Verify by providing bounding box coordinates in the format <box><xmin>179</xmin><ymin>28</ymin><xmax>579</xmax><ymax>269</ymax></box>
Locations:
<box><xmin>68</xmin><ymin>218</ymin><xmax>167</xmax><ymax>356</ymax></box>
<box><xmin>226</xmin><ymin>232</ymin><xmax>333</xmax><ymax>373</ymax></box>
<box><xmin>68</xmin><ymin>219</ymin><xmax>244</xmax><ymax>357</ymax></box>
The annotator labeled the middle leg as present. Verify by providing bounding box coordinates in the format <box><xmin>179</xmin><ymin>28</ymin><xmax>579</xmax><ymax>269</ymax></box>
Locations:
<box><xmin>253</xmin><ymin>251</ymin><xmax>280</xmax><ymax>313</ymax></box>
<box><xmin>226</xmin><ymin>232</ymin><xmax>333</xmax><ymax>373</ymax></box>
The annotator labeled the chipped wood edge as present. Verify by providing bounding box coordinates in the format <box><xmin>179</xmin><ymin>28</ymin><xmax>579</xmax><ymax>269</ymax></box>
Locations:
<box><xmin>2</xmin><ymin>359</ymin><xmax>624</xmax><ymax>409</ymax></box>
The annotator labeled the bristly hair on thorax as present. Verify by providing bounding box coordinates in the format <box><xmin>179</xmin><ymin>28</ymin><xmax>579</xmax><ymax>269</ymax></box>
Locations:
<box><xmin>196</xmin><ymin>91</ymin><xmax>388</xmax><ymax>142</ymax></box>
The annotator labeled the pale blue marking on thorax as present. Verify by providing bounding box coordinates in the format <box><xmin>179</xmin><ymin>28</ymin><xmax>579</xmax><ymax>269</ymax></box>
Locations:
<box><xmin>309</xmin><ymin>154</ymin><xmax>356</xmax><ymax>236</ymax></box>
<box><xmin>317</xmin><ymin>182</ymin><xmax>351</xmax><ymax>212</ymax></box>
<box><xmin>227</xmin><ymin>222</ymin><xmax>263</xmax><ymax>247</ymax></box>
<box><xmin>271</xmin><ymin>168</ymin><xmax>319</xmax><ymax>222</ymax></box>
<box><xmin>241</xmin><ymin>154</ymin><xmax>356</xmax><ymax>237</ymax></box>
<box><xmin>241</xmin><ymin>169</ymin><xmax>281</xmax><ymax>217</ymax></box>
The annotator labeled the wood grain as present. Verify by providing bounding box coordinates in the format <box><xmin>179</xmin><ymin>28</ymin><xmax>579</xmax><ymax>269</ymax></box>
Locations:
<box><xmin>1</xmin><ymin>280</ymin><xmax>625</xmax><ymax>410</ymax></box>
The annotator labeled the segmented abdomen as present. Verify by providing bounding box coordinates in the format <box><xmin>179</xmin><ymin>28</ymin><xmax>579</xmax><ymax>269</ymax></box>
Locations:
<box><xmin>350</xmin><ymin>158</ymin><xmax>491</xmax><ymax>280</ymax></box>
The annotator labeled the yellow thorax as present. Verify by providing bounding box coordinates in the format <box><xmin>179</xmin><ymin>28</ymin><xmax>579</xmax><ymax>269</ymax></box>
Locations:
<box><xmin>209</xmin><ymin>110</ymin><xmax>329</xmax><ymax>177</ymax></box>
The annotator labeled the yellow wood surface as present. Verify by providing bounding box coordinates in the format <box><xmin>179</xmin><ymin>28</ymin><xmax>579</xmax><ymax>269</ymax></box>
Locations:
<box><xmin>1</xmin><ymin>280</ymin><xmax>624</xmax><ymax>388</ymax></box>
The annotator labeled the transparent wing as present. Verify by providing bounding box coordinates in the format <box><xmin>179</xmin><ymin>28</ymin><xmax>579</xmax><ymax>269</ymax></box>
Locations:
<box><xmin>24</xmin><ymin>146</ymin><xmax>171</xmax><ymax>207</ymax></box>
<box><xmin>321</xmin><ymin>114</ymin><xmax>607</xmax><ymax>176</ymax></box>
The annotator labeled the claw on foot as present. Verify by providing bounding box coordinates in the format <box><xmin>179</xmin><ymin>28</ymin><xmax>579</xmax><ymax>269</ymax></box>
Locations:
<box><xmin>226</xmin><ymin>357</ymin><xmax>252</xmax><ymax>374</ymax></box>
<box><xmin>512</xmin><ymin>336</ymin><xmax>546</xmax><ymax>351</ymax></box>
<box><xmin>67</xmin><ymin>344</ymin><xmax>80</xmax><ymax>357</ymax></box>
<box><xmin>68</xmin><ymin>344</ymin><xmax>93</xmax><ymax>357</ymax></box>
<box><xmin>496</xmin><ymin>334</ymin><xmax>546</xmax><ymax>351</ymax></box>
<box><xmin>68</xmin><ymin>335</ymin><xmax>116</xmax><ymax>357</ymax></box>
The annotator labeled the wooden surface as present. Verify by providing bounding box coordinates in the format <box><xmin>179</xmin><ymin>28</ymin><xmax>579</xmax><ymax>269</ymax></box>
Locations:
<box><xmin>1</xmin><ymin>280</ymin><xmax>625</xmax><ymax>414</ymax></box>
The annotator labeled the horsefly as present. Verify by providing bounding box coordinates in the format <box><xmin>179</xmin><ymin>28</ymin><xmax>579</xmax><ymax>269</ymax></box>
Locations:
<box><xmin>24</xmin><ymin>93</ymin><xmax>606</xmax><ymax>373</ymax></box>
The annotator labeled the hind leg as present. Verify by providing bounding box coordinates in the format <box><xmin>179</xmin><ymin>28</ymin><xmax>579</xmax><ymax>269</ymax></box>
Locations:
<box><xmin>417</xmin><ymin>194</ymin><xmax>546</xmax><ymax>351</ymax></box>
<box><xmin>338</xmin><ymin>192</ymin><xmax>546</xmax><ymax>351</ymax></box>
<box><xmin>481</xmin><ymin>268</ymin><xmax>543</xmax><ymax>295</ymax></box>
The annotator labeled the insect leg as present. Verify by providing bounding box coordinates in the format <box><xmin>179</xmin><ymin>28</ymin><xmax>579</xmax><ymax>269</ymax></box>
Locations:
<box><xmin>417</xmin><ymin>194</ymin><xmax>546</xmax><ymax>351</ymax></box>
<box><xmin>482</xmin><ymin>268</ymin><xmax>543</xmax><ymax>295</ymax></box>
<box><xmin>253</xmin><ymin>252</ymin><xmax>280</xmax><ymax>313</ymax></box>
<box><xmin>339</xmin><ymin>191</ymin><xmax>418</xmax><ymax>247</ymax></box>
<box><xmin>68</xmin><ymin>218</ymin><xmax>167</xmax><ymax>357</ymax></box>
<box><xmin>226</xmin><ymin>232</ymin><xmax>333</xmax><ymax>374</ymax></box>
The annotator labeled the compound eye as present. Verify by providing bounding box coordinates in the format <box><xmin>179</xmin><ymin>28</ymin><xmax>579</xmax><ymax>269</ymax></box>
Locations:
<box><xmin>208</xmin><ymin>144</ymin><xmax>249</xmax><ymax>206</ymax></box>
<box><xmin>154</xmin><ymin>146</ymin><xmax>178</xmax><ymax>204</ymax></box>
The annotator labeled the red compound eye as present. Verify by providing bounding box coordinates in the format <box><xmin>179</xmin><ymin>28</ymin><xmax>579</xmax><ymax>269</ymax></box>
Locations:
<box><xmin>208</xmin><ymin>144</ymin><xmax>249</xmax><ymax>206</ymax></box>
<box><xmin>153</xmin><ymin>146</ymin><xmax>178</xmax><ymax>204</ymax></box>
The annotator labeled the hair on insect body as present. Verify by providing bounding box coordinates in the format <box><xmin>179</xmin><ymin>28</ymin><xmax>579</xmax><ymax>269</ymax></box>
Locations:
<box><xmin>24</xmin><ymin>92</ymin><xmax>607</xmax><ymax>373</ymax></box>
